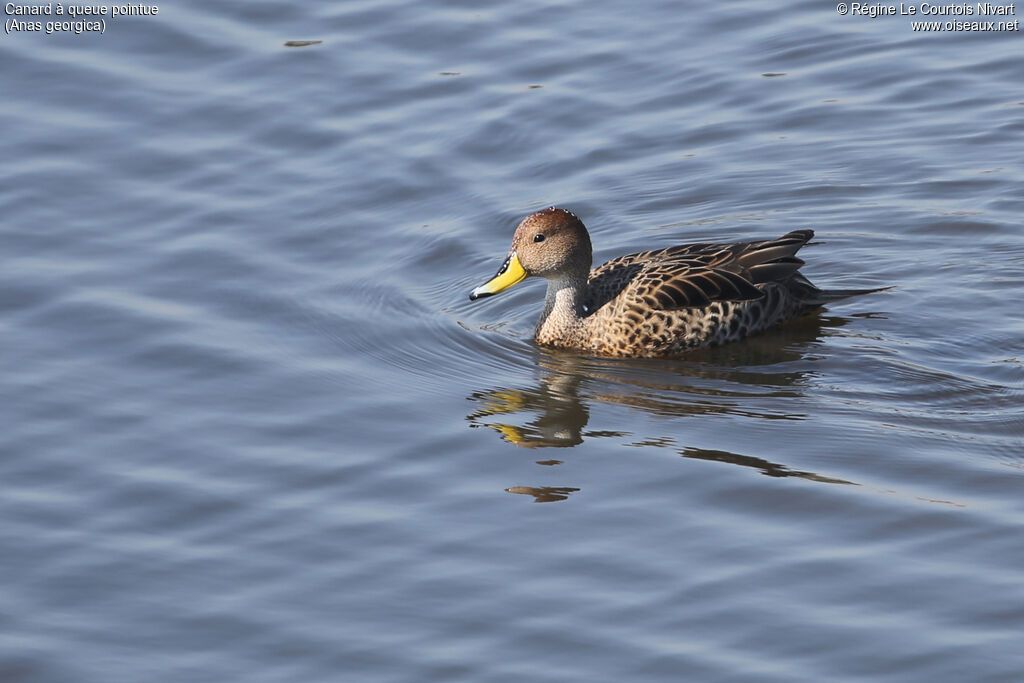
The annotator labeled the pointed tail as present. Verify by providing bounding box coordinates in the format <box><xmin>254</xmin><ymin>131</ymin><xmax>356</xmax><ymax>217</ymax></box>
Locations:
<box><xmin>787</xmin><ymin>270</ymin><xmax>891</xmax><ymax>306</ymax></box>
<box><xmin>804</xmin><ymin>285</ymin><xmax>892</xmax><ymax>306</ymax></box>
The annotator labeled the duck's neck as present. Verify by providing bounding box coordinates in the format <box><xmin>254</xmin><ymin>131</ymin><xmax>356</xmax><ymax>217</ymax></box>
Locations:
<box><xmin>535</xmin><ymin>273</ymin><xmax>588</xmax><ymax>347</ymax></box>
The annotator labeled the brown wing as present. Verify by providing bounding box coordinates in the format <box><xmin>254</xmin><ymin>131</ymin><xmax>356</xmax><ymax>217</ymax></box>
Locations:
<box><xmin>729</xmin><ymin>229</ymin><xmax>813</xmax><ymax>284</ymax></box>
<box><xmin>585</xmin><ymin>229</ymin><xmax>814</xmax><ymax>312</ymax></box>
<box><xmin>637</xmin><ymin>229</ymin><xmax>814</xmax><ymax>281</ymax></box>
<box><xmin>635</xmin><ymin>260</ymin><xmax>764</xmax><ymax>310</ymax></box>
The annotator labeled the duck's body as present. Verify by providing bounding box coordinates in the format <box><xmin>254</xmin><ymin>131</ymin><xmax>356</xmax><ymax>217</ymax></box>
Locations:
<box><xmin>470</xmin><ymin>208</ymin><xmax>880</xmax><ymax>358</ymax></box>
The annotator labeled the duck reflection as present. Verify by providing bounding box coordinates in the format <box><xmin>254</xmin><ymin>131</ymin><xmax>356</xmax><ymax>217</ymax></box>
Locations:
<box><xmin>679</xmin><ymin>447</ymin><xmax>854</xmax><ymax>485</ymax></box>
<box><xmin>467</xmin><ymin>370</ymin><xmax>591</xmax><ymax>448</ymax></box>
<box><xmin>505</xmin><ymin>486</ymin><xmax>582</xmax><ymax>503</ymax></box>
<box><xmin>467</xmin><ymin>314</ymin><xmax>861</xmax><ymax>499</ymax></box>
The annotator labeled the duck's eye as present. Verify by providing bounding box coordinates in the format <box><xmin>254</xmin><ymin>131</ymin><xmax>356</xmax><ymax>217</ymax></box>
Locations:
<box><xmin>533</xmin><ymin>234</ymin><xmax>545</xmax><ymax>243</ymax></box>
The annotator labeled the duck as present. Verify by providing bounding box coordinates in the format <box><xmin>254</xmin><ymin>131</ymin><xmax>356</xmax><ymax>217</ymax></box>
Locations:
<box><xmin>469</xmin><ymin>207</ymin><xmax>883</xmax><ymax>358</ymax></box>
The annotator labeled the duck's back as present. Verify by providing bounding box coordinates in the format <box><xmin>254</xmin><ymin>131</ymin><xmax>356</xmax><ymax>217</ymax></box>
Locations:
<box><xmin>579</xmin><ymin>230</ymin><xmax>824</xmax><ymax>357</ymax></box>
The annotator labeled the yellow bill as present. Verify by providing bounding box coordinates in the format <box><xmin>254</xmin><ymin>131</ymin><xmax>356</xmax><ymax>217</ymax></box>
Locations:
<box><xmin>469</xmin><ymin>252</ymin><xmax>527</xmax><ymax>300</ymax></box>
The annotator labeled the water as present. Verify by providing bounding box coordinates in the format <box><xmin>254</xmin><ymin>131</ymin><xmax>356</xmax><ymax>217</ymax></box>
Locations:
<box><xmin>2</xmin><ymin>1</ymin><xmax>1023</xmax><ymax>681</ymax></box>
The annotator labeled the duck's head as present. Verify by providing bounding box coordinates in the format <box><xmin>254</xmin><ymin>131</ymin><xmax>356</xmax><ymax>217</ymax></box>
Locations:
<box><xmin>469</xmin><ymin>207</ymin><xmax>593</xmax><ymax>301</ymax></box>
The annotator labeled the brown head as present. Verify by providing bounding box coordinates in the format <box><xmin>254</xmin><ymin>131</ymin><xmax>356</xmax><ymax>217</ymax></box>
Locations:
<box><xmin>469</xmin><ymin>207</ymin><xmax>593</xmax><ymax>301</ymax></box>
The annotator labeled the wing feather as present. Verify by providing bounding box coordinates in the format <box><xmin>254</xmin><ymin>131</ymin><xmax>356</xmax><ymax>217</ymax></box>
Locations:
<box><xmin>641</xmin><ymin>261</ymin><xmax>762</xmax><ymax>310</ymax></box>
<box><xmin>586</xmin><ymin>229</ymin><xmax>813</xmax><ymax>312</ymax></box>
